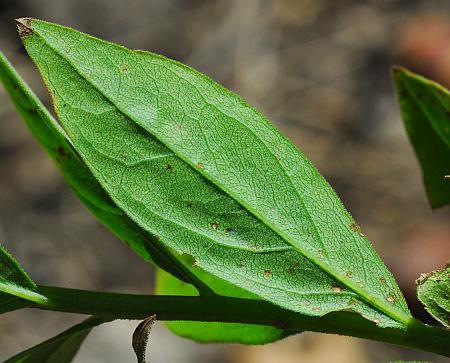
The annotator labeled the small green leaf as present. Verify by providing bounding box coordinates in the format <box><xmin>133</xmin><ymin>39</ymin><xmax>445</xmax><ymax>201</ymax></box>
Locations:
<box><xmin>0</xmin><ymin>51</ymin><xmax>207</xmax><ymax>289</ymax></box>
<box><xmin>156</xmin><ymin>262</ymin><xmax>287</xmax><ymax>344</ymax></box>
<box><xmin>3</xmin><ymin>316</ymin><xmax>104</xmax><ymax>363</ymax></box>
<box><xmin>417</xmin><ymin>264</ymin><xmax>450</xmax><ymax>328</ymax></box>
<box><xmin>18</xmin><ymin>18</ymin><xmax>411</xmax><ymax>328</ymax></box>
<box><xmin>0</xmin><ymin>243</ymin><xmax>45</xmax><ymax>310</ymax></box>
<box><xmin>393</xmin><ymin>66</ymin><xmax>450</xmax><ymax>208</ymax></box>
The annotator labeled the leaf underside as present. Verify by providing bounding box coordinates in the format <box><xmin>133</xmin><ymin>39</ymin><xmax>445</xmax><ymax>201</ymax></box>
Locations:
<box><xmin>417</xmin><ymin>265</ymin><xmax>450</xmax><ymax>328</ymax></box>
<box><xmin>18</xmin><ymin>18</ymin><xmax>411</xmax><ymax>328</ymax></box>
<box><xmin>0</xmin><ymin>48</ymin><xmax>281</xmax><ymax>344</ymax></box>
<box><xmin>4</xmin><ymin>317</ymin><xmax>104</xmax><ymax>363</ymax></box>
<box><xmin>155</xmin><ymin>258</ymin><xmax>286</xmax><ymax>344</ymax></box>
<box><xmin>393</xmin><ymin>66</ymin><xmax>450</xmax><ymax>208</ymax></box>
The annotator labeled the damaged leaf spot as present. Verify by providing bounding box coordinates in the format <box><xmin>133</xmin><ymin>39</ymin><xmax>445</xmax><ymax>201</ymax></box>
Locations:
<box><xmin>287</xmin><ymin>262</ymin><xmax>299</xmax><ymax>274</ymax></box>
<box><xmin>346</xmin><ymin>271</ymin><xmax>353</xmax><ymax>278</ymax></box>
<box><xmin>210</xmin><ymin>222</ymin><xmax>219</xmax><ymax>230</ymax></box>
<box><xmin>57</xmin><ymin>146</ymin><xmax>71</xmax><ymax>160</ymax></box>
<box><xmin>166</xmin><ymin>164</ymin><xmax>173</xmax><ymax>173</ymax></box>
<box><xmin>225</xmin><ymin>227</ymin><xmax>233</xmax><ymax>234</ymax></box>
<box><xmin>264</xmin><ymin>269</ymin><xmax>272</xmax><ymax>277</ymax></box>
<box><xmin>350</xmin><ymin>221</ymin><xmax>364</xmax><ymax>236</ymax></box>
<box><xmin>313</xmin><ymin>307</ymin><xmax>321</xmax><ymax>313</ymax></box>
<box><xmin>386</xmin><ymin>295</ymin><xmax>396</xmax><ymax>304</ymax></box>
<box><xmin>197</xmin><ymin>162</ymin><xmax>204</xmax><ymax>169</ymax></box>
<box><xmin>331</xmin><ymin>284</ymin><xmax>343</xmax><ymax>293</ymax></box>
<box><xmin>16</xmin><ymin>18</ymin><xmax>33</xmax><ymax>38</ymax></box>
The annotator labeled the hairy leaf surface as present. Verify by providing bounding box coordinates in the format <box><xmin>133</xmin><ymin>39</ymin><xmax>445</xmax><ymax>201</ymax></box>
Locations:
<box><xmin>393</xmin><ymin>67</ymin><xmax>450</xmax><ymax>208</ymax></box>
<box><xmin>417</xmin><ymin>265</ymin><xmax>450</xmax><ymax>328</ymax></box>
<box><xmin>4</xmin><ymin>317</ymin><xmax>104</xmax><ymax>363</ymax></box>
<box><xmin>18</xmin><ymin>18</ymin><xmax>411</xmax><ymax>327</ymax></box>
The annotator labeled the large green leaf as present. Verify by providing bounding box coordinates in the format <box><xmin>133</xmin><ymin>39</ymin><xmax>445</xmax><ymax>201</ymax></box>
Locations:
<box><xmin>0</xmin><ymin>244</ymin><xmax>43</xmax><ymax>312</ymax></box>
<box><xmin>393</xmin><ymin>67</ymin><xmax>450</xmax><ymax>208</ymax></box>
<box><xmin>0</xmin><ymin>47</ymin><xmax>281</xmax><ymax>344</ymax></box>
<box><xmin>0</xmin><ymin>50</ymin><xmax>209</xmax><ymax>287</ymax></box>
<box><xmin>18</xmin><ymin>18</ymin><xmax>411</xmax><ymax>328</ymax></box>
<box><xmin>3</xmin><ymin>317</ymin><xmax>104</xmax><ymax>363</ymax></box>
<box><xmin>155</xmin><ymin>261</ymin><xmax>286</xmax><ymax>344</ymax></box>
<box><xmin>416</xmin><ymin>264</ymin><xmax>450</xmax><ymax>328</ymax></box>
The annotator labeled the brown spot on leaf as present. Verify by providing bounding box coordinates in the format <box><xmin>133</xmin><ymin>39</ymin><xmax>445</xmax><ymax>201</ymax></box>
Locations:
<box><xmin>313</xmin><ymin>307</ymin><xmax>321</xmax><ymax>313</ymax></box>
<box><xmin>57</xmin><ymin>146</ymin><xmax>71</xmax><ymax>160</ymax></box>
<box><xmin>386</xmin><ymin>295</ymin><xmax>396</xmax><ymax>304</ymax></box>
<box><xmin>166</xmin><ymin>164</ymin><xmax>173</xmax><ymax>173</ymax></box>
<box><xmin>210</xmin><ymin>222</ymin><xmax>219</xmax><ymax>230</ymax></box>
<box><xmin>287</xmin><ymin>262</ymin><xmax>299</xmax><ymax>274</ymax></box>
<box><xmin>225</xmin><ymin>227</ymin><xmax>233</xmax><ymax>234</ymax></box>
<box><xmin>186</xmin><ymin>201</ymin><xmax>193</xmax><ymax>208</ymax></box>
<box><xmin>122</xmin><ymin>65</ymin><xmax>129</xmax><ymax>73</ymax></box>
<box><xmin>346</xmin><ymin>271</ymin><xmax>353</xmax><ymax>278</ymax></box>
<box><xmin>275</xmin><ymin>153</ymin><xmax>281</xmax><ymax>161</ymax></box>
<box><xmin>197</xmin><ymin>162</ymin><xmax>204</xmax><ymax>169</ymax></box>
<box><xmin>379</xmin><ymin>277</ymin><xmax>386</xmax><ymax>284</ymax></box>
<box><xmin>350</xmin><ymin>221</ymin><xmax>362</xmax><ymax>234</ymax></box>
<box><xmin>332</xmin><ymin>284</ymin><xmax>343</xmax><ymax>293</ymax></box>
<box><xmin>264</xmin><ymin>270</ymin><xmax>272</xmax><ymax>277</ymax></box>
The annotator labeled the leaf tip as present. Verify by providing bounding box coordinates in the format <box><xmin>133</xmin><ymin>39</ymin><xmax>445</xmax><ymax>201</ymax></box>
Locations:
<box><xmin>15</xmin><ymin>18</ymin><xmax>33</xmax><ymax>38</ymax></box>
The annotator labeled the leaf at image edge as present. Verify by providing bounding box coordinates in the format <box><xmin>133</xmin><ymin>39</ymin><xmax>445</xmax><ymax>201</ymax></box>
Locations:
<box><xmin>0</xmin><ymin>51</ymin><xmax>199</xmax><ymax>285</ymax></box>
<box><xmin>3</xmin><ymin>317</ymin><xmax>104</xmax><ymax>363</ymax></box>
<box><xmin>0</xmin><ymin>244</ymin><xmax>40</xmax><ymax>312</ymax></box>
<box><xmin>416</xmin><ymin>264</ymin><xmax>450</xmax><ymax>328</ymax></box>
<box><xmin>393</xmin><ymin>66</ymin><xmax>450</xmax><ymax>208</ymax></box>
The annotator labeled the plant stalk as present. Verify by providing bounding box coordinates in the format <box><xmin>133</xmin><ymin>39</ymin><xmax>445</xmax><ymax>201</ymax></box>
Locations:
<box><xmin>34</xmin><ymin>285</ymin><xmax>450</xmax><ymax>357</ymax></box>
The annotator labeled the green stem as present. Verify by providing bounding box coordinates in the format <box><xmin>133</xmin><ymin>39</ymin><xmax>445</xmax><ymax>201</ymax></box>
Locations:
<box><xmin>34</xmin><ymin>285</ymin><xmax>449</xmax><ymax>357</ymax></box>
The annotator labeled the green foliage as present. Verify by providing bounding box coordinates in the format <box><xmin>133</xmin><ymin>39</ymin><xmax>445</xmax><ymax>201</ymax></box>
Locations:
<box><xmin>17</xmin><ymin>18</ymin><xmax>411</xmax><ymax>330</ymax></box>
<box><xmin>393</xmin><ymin>66</ymin><xmax>450</xmax><ymax>208</ymax></box>
<box><xmin>0</xmin><ymin>244</ymin><xmax>45</xmax><ymax>309</ymax></box>
<box><xmin>416</xmin><ymin>264</ymin><xmax>450</xmax><ymax>328</ymax></box>
<box><xmin>156</xmin><ymin>262</ymin><xmax>286</xmax><ymax>344</ymax></box>
<box><xmin>0</xmin><ymin>51</ymin><xmax>204</xmax><ymax>286</ymax></box>
<box><xmin>0</xmin><ymin>17</ymin><xmax>448</xmax><ymax>362</ymax></box>
<box><xmin>0</xmin><ymin>39</ymin><xmax>284</xmax><ymax>346</ymax></box>
<box><xmin>4</xmin><ymin>317</ymin><xmax>104</xmax><ymax>363</ymax></box>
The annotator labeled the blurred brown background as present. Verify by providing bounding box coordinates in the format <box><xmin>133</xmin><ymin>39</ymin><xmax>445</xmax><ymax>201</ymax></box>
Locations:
<box><xmin>0</xmin><ymin>0</ymin><xmax>449</xmax><ymax>362</ymax></box>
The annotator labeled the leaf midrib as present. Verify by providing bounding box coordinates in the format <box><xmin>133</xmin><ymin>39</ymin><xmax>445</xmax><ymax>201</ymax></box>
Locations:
<box><xmin>28</xmin><ymin>23</ymin><xmax>410</xmax><ymax>325</ymax></box>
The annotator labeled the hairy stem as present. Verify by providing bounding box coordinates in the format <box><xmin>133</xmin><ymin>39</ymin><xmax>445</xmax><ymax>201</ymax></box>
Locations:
<box><xmin>31</xmin><ymin>285</ymin><xmax>450</xmax><ymax>357</ymax></box>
